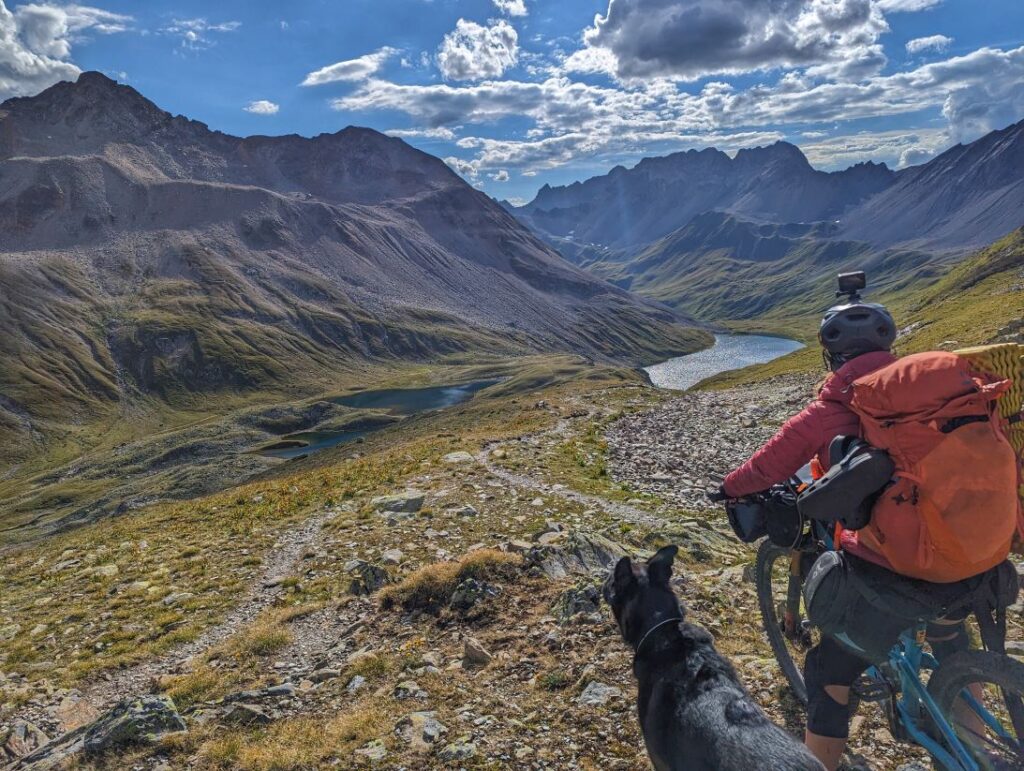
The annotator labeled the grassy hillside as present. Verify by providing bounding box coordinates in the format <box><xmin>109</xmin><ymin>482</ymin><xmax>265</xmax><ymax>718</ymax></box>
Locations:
<box><xmin>704</xmin><ymin>228</ymin><xmax>1024</xmax><ymax>388</ymax></box>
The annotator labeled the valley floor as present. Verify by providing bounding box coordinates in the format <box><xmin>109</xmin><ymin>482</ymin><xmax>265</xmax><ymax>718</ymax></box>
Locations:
<box><xmin>7</xmin><ymin>369</ymin><xmax>1011</xmax><ymax>769</ymax></box>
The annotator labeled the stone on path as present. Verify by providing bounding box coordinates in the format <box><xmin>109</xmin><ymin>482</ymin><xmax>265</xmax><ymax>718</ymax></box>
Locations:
<box><xmin>381</xmin><ymin>548</ymin><xmax>404</xmax><ymax>565</ymax></box>
<box><xmin>442</xmin><ymin>451</ymin><xmax>475</xmax><ymax>464</ymax></box>
<box><xmin>577</xmin><ymin>681</ymin><xmax>623</xmax><ymax>707</ymax></box>
<box><xmin>371</xmin><ymin>491</ymin><xmax>425</xmax><ymax>514</ymax></box>
<box><xmin>344</xmin><ymin>560</ymin><xmax>391</xmax><ymax>596</ymax></box>
<box><xmin>3</xmin><ymin>720</ymin><xmax>48</xmax><ymax>759</ymax></box>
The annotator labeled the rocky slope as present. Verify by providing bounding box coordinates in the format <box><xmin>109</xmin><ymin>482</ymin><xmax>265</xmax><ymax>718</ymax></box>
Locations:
<box><xmin>0</xmin><ymin>72</ymin><xmax>708</xmax><ymax>462</ymax></box>
<box><xmin>2</xmin><ymin>369</ymin><xmax>971</xmax><ymax>770</ymax></box>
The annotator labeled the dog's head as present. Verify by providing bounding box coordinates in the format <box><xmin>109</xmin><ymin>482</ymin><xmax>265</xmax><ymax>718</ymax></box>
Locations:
<box><xmin>602</xmin><ymin>545</ymin><xmax>684</xmax><ymax>648</ymax></box>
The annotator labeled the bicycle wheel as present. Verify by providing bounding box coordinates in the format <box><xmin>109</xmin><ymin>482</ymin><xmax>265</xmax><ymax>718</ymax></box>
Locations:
<box><xmin>755</xmin><ymin>539</ymin><xmax>819</xmax><ymax>704</ymax></box>
<box><xmin>927</xmin><ymin>649</ymin><xmax>1024</xmax><ymax>769</ymax></box>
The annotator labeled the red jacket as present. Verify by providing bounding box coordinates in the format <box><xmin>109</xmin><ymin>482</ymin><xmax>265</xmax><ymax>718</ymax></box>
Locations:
<box><xmin>723</xmin><ymin>351</ymin><xmax>897</xmax><ymax>498</ymax></box>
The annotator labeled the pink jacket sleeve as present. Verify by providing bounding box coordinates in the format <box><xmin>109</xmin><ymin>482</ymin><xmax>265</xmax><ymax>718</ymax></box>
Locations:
<box><xmin>722</xmin><ymin>402</ymin><xmax>825</xmax><ymax>498</ymax></box>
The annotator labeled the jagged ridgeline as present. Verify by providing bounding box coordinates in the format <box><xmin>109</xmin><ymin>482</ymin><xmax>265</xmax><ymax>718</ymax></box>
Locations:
<box><xmin>510</xmin><ymin>121</ymin><xmax>1024</xmax><ymax>324</ymax></box>
<box><xmin>0</xmin><ymin>73</ymin><xmax>709</xmax><ymax>460</ymax></box>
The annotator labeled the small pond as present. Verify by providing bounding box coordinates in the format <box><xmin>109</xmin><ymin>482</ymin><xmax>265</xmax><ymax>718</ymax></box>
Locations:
<box><xmin>259</xmin><ymin>379</ymin><xmax>501</xmax><ymax>459</ymax></box>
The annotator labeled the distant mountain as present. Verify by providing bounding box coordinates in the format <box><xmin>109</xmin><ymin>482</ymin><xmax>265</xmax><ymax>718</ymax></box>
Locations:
<box><xmin>511</xmin><ymin>122</ymin><xmax>1024</xmax><ymax>323</ymax></box>
<box><xmin>0</xmin><ymin>72</ymin><xmax>708</xmax><ymax>457</ymax></box>
<box><xmin>514</xmin><ymin>142</ymin><xmax>895</xmax><ymax>251</ymax></box>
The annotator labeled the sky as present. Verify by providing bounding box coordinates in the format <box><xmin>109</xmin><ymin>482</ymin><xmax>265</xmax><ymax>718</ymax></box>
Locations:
<box><xmin>1</xmin><ymin>1</ymin><xmax>1023</xmax><ymax>204</ymax></box>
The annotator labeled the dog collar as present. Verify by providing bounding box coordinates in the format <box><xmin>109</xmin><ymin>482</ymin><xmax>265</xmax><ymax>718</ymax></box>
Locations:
<box><xmin>634</xmin><ymin>616</ymin><xmax>684</xmax><ymax>658</ymax></box>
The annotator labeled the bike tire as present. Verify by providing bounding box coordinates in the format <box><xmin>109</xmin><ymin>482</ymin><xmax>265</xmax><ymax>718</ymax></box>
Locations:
<box><xmin>755</xmin><ymin>538</ymin><xmax>808</xmax><ymax>704</ymax></box>
<box><xmin>926</xmin><ymin>649</ymin><xmax>1024</xmax><ymax>769</ymax></box>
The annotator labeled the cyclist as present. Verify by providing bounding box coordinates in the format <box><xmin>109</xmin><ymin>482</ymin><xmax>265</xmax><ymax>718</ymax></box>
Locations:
<box><xmin>709</xmin><ymin>299</ymin><xmax>978</xmax><ymax>770</ymax></box>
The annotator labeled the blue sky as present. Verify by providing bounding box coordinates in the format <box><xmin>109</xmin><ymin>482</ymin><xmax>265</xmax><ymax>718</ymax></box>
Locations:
<box><xmin>2</xmin><ymin>0</ymin><xmax>1023</xmax><ymax>203</ymax></box>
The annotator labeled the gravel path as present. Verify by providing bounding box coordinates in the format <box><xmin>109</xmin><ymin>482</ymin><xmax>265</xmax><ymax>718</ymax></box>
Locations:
<box><xmin>81</xmin><ymin>510</ymin><xmax>332</xmax><ymax>711</ymax></box>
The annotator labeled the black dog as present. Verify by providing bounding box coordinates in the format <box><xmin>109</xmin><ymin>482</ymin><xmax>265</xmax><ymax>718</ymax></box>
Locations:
<box><xmin>604</xmin><ymin>545</ymin><xmax>824</xmax><ymax>771</ymax></box>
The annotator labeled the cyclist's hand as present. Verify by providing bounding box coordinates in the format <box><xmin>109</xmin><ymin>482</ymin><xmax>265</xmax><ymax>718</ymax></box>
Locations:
<box><xmin>705</xmin><ymin>484</ymin><xmax>730</xmax><ymax>503</ymax></box>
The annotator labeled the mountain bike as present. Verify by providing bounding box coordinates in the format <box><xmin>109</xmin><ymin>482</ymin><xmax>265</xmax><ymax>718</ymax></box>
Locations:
<box><xmin>752</xmin><ymin>494</ymin><xmax>1024</xmax><ymax>770</ymax></box>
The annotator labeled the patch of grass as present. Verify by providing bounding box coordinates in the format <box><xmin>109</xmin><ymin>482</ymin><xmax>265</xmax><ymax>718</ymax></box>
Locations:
<box><xmin>379</xmin><ymin>549</ymin><xmax>522</xmax><ymax>612</ymax></box>
<box><xmin>197</xmin><ymin>704</ymin><xmax>385</xmax><ymax>770</ymax></box>
<box><xmin>219</xmin><ymin>610</ymin><xmax>294</xmax><ymax>661</ymax></box>
<box><xmin>161</xmin><ymin>667</ymin><xmax>228</xmax><ymax>709</ymax></box>
<box><xmin>537</xmin><ymin>669</ymin><xmax>573</xmax><ymax>690</ymax></box>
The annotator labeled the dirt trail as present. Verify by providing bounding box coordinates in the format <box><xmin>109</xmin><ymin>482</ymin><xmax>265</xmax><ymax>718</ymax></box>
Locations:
<box><xmin>82</xmin><ymin>511</ymin><xmax>331</xmax><ymax>711</ymax></box>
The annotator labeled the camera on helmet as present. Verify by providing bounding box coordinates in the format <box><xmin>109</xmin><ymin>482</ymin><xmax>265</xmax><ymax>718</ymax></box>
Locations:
<box><xmin>836</xmin><ymin>271</ymin><xmax>866</xmax><ymax>301</ymax></box>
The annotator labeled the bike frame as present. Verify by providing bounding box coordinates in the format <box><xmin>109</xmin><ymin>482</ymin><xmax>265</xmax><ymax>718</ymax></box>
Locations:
<box><xmin>804</xmin><ymin>521</ymin><xmax>1008</xmax><ymax>771</ymax></box>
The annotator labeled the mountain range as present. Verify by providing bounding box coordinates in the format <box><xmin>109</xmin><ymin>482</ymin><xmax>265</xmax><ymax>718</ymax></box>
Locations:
<box><xmin>510</xmin><ymin>121</ymin><xmax>1024</xmax><ymax>322</ymax></box>
<box><xmin>0</xmin><ymin>72</ymin><xmax>707</xmax><ymax>459</ymax></box>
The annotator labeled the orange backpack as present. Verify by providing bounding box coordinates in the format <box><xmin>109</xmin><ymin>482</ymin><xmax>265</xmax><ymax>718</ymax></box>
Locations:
<box><xmin>850</xmin><ymin>352</ymin><xmax>1023</xmax><ymax>583</ymax></box>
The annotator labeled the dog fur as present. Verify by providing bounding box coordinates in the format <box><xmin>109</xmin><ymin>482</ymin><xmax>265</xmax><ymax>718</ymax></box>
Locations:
<box><xmin>604</xmin><ymin>545</ymin><xmax>825</xmax><ymax>771</ymax></box>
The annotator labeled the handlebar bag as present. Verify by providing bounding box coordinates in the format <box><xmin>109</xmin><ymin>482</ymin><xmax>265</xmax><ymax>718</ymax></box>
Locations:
<box><xmin>726</xmin><ymin>499</ymin><xmax>768</xmax><ymax>543</ymax></box>
<box><xmin>797</xmin><ymin>437</ymin><xmax>895</xmax><ymax>530</ymax></box>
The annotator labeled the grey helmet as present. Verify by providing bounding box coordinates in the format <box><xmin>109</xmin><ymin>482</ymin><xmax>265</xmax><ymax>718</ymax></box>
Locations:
<box><xmin>819</xmin><ymin>301</ymin><xmax>896</xmax><ymax>368</ymax></box>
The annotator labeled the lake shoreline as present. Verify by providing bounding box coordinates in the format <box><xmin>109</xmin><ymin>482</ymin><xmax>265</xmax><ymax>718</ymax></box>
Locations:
<box><xmin>644</xmin><ymin>334</ymin><xmax>805</xmax><ymax>391</ymax></box>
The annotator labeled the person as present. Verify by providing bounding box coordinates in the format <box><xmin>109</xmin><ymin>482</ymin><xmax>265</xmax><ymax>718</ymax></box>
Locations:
<box><xmin>709</xmin><ymin>296</ymin><xmax>975</xmax><ymax>770</ymax></box>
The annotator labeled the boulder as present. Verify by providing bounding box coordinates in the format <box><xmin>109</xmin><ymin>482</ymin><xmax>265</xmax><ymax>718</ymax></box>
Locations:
<box><xmin>381</xmin><ymin>548</ymin><xmax>404</xmax><ymax>565</ymax></box>
<box><xmin>448</xmin><ymin>578</ymin><xmax>498</xmax><ymax>612</ymax></box>
<box><xmin>224</xmin><ymin>703</ymin><xmax>273</xmax><ymax>726</ymax></box>
<box><xmin>438</xmin><ymin>737</ymin><xmax>477</xmax><ymax>761</ymax></box>
<box><xmin>529</xmin><ymin>530</ymin><xmax>634</xmax><ymax>580</ymax></box>
<box><xmin>395</xmin><ymin>711</ymin><xmax>447</xmax><ymax>752</ymax></box>
<box><xmin>3</xmin><ymin>720</ymin><xmax>48</xmax><ymax>759</ymax></box>
<box><xmin>371</xmin><ymin>491</ymin><xmax>425</xmax><ymax>514</ymax></box>
<box><xmin>551</xmin><ymin>583</ymin><xmax>601</xmax><ymax>623</ymax></box>
<box><xmin>345</xmin><ymin>560</ymin><xmax>391</xmax><ymax>596</ymax></box>
<box><xmin>442</xmin><ymin>451</ymin><xmax>475</xmax><ymax>464</ymax></box>
<box><xmin>462</xmin><ymin>637</ymin><xmax>493</xmax><ymax>669</ymax></box>
<box><xmin>83</xmin><ymin>696</ymin><xmax>187</xmax><ymax>754</ymax></box>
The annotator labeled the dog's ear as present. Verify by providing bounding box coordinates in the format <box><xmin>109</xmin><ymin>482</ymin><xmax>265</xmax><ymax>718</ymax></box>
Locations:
<box><xmin>612</xmin><ymin>556</ymin><xmax>635</xmax><ymax>593</ymax></box>
<box><xmin>647</xmin><ymin>545</ymin><xmax>678</xmax><ymax>585</ymax></box>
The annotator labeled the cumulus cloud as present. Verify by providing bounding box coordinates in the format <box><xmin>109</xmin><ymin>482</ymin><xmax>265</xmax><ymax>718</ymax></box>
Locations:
<box><xmin>489</xmin><ymin>169</ymin><xmax>510</xmax><ymax>181</ymax></box>
<box><xmin>906</xmin><ymin>34</ymin><xmax>952</xmax><ymax>54</ymax></box>
<box><xmin>493</xmin><ymin>0</ymin><xmax>527</xmax><ymax>16</ymax></box>
<box><xmin>798</xmin><ymin>127</ymin><xmax>948</xmax><ymax>168</ymax></box>
<box><xmin>244</xmin><ymin>99</ymin><xmax>279</xmax><ymax>115</ymax></box>
<box><xmin>335</xmin><ymin>44</ymin><xmax>1024</xmax><ymax>174</ymax></box>
<box><xmin>162</xmin><ymin>18</ymin><xmax>240</xmax><ymax>50</ymax></box>
<box><xmin>579</xmin><ymin>0</ymin><xmax>891</xmax><ymax>81</ymax></box>
<box><xmin>0</xmin><ymin>1</ymin><xmax>130</xmax><ymax>98</ymax></box>
<box><xmin>302</xmin><ymin>47</ymin><xmax>398</xmax><ymax>86</ymax></box>
<box><xmin>437</xmin><ymin>19</ymin><xmax>518</xmax><ymax>81</ymax></box>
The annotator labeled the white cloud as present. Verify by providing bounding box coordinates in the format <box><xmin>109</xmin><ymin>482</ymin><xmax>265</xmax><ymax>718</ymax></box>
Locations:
<box><xmin>302</xmin><ymin>47</ymin><xmax>398</xmax><ymax>86</ymax></box>
<box><xmin>493</xmin><ymin>0</ymin><xmax>527</xmax><ymax>16</ymax></box>
<box><xmin>798</xmin><ymin>127</ymin><xmax>948</xmax><ymax>168</ymax></box>
<box><xmin>386</xmin><ymin>126</ymin><xmax>457</xmax><ymax>140</ymax></box>
<box><xmin>335</xmin><ymin>44</ymin><xmax>1024</xmax><ymax>175</ymax></box>
<box><xmin>444</xmin><ymin>155</ymin><xmax>481</xmax><ymax>179</ymax></box>
<box><xmin>0</xmin><ymin>1</ymin><xmax>130</xmax><ymax>98</ymax></box>
<box><xmin>244</xmin><ymin>99</ymin><xmax>279</xmax><ymax>115</ymax></box>
<box><xmin>437</xmin><ymin>19</ymin><xmax>518</xmax><ymax>81</ymax></box>
<box><xmin>906</xmin><ymin>34</ymin><xmax>952</xmax><ymax>54</ymax></box>
<box><xmin>522</xmin><ymin>170</ymin><xmax>538</xmax><ymax>177</ymax></box>
<box><xmin>876</xmin><ymin>0</ymin><xmax>942</xmax><ymax>10</ymax></box>
<box><xmin>801</xmin><ymin>130</ymin><xmax>830</xmax><ymax>138</ymax></box>
<box><xmin>489</xmin><ymin>169</ymin><xmax>510</xmax><ymax>181</ymax></box>
<box><xmin>162</xmin><ymin>18</ymin><xmax>240</xmax><ymax>50</ymax></box>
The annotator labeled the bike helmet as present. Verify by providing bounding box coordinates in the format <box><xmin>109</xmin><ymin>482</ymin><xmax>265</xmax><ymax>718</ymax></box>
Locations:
<box><xmin>819</xmin><ymin>301</ymin><xmax>896</xmax><ymax>370</ymax></box>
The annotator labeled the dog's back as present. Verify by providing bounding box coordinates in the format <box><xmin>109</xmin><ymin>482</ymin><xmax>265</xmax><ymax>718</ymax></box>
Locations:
<box><xmin>639</xmin><ymin>623</ymin><xmax>823</xmax><ymax>771</ymax></box>
<box><xmin>605</xmin><ymin>547</ymin><xmax>825</xmax><ymax>771</ymax></box>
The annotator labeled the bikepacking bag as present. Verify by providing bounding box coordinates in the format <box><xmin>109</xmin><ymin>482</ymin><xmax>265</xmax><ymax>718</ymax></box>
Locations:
<box><xmin>798</xmin><ymin>436</ymin><xmax>895</xmax><ymax>531</ymax></box>
<box><xmin>850</xmin><ymin>351</ymin><xmax>1024</xmax><ymax>583</ymax></box>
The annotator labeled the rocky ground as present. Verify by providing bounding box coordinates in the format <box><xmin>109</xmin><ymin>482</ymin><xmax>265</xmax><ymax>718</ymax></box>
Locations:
<box><xmin>2</xmin><ymin>373</ymin><xmax>1020</xmax><ymax>769</ymax></box>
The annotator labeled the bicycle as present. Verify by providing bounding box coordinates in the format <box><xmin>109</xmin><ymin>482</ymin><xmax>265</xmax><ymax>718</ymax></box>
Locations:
<box><xmin>750</xmin><ymin>489</ymin><xmax>1024</xmax><ymax>770</ymax></box>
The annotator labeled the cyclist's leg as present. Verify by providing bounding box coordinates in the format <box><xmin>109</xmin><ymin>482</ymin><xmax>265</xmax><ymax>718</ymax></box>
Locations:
<box><xmin>928</xmin><ymin>616</ymin><xmax>986</xmax><ymax>735</ymax></box>
<box><xmin>805</xmin><ymin>636</ymin><xmax>870</xmax><ymax>770</ymax></box>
